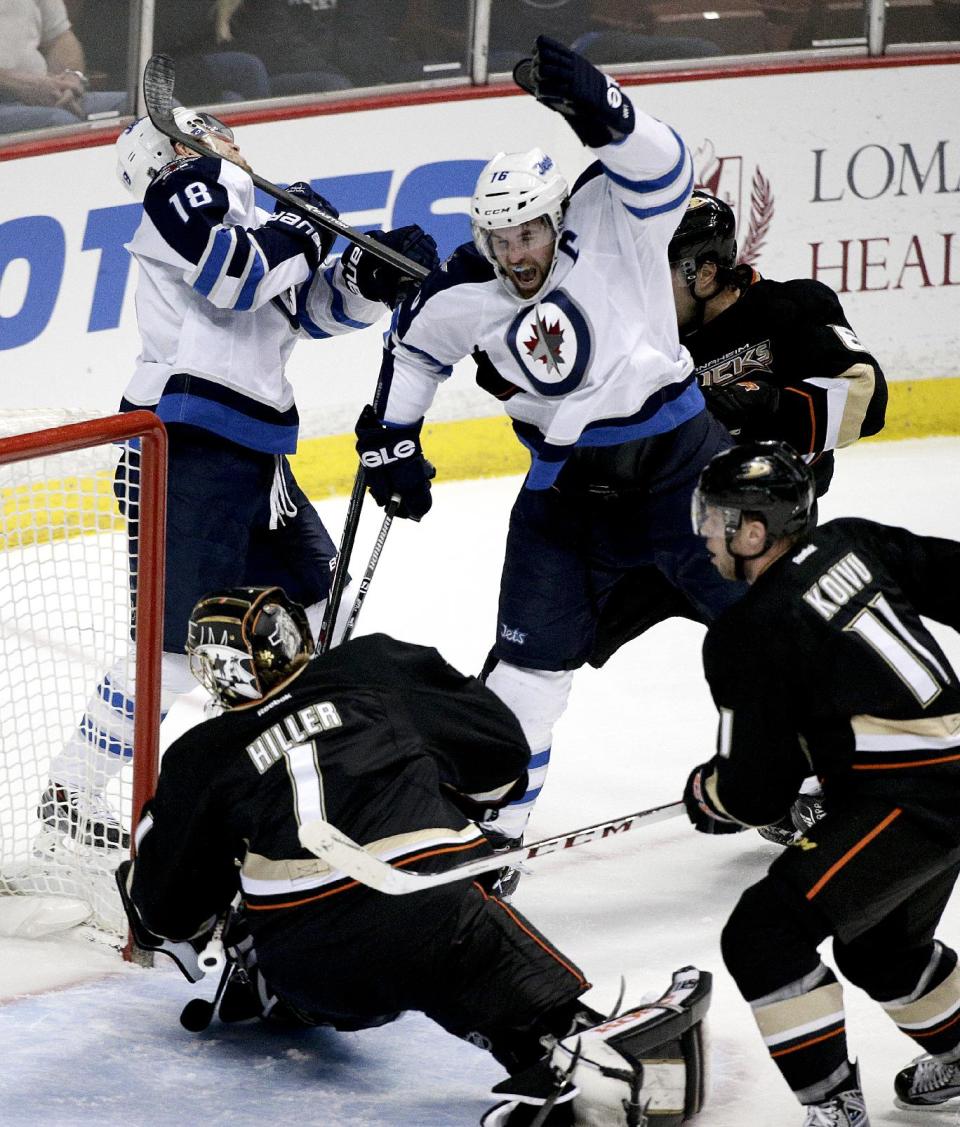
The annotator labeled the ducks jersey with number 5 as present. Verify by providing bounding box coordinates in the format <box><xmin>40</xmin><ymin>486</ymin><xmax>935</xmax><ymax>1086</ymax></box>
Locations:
<box><xmin>377</xmin><ymin>113</ymin><xmax>699</xmax><ymax>490</ymax></box>
<box><xmin>686</xmin><ymin>276</ymin><xmax>888</xmax><ymax>495</ymax></box>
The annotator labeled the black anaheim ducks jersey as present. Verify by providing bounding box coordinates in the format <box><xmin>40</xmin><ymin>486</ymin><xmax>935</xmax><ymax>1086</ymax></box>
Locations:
<box><xmin>132</xmin><ymin>634</ymin><xmax>529</xmax><ymax>943</ymax></box>
<box><xmin>684</xmin><ymin>278</ymin><xmax>887</xmax><ymax>493</ymax></box>
<box><xmin>702</xmin><ymin>518</ymin><xmax>960</xmax><ymax>827</ymax></box>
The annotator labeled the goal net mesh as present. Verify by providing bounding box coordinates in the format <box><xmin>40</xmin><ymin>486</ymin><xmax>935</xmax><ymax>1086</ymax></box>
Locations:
<box><xmin>0</xmin><ymin>410</ymin><xmax>163</xmax><ymax>941</ymax></box>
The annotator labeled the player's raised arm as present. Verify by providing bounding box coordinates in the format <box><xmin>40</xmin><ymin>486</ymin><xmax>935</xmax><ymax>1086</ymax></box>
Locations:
<box><xmin>520</xmin><ymin>35</ymin><xmax>692</xmax><ymax>232</ymax></box>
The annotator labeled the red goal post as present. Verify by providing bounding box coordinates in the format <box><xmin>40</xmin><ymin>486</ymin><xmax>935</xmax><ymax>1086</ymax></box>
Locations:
<box><xmin>0</xmin><ymin>411</ymin><xmax>166</xmax><ymax>942</ymax></box>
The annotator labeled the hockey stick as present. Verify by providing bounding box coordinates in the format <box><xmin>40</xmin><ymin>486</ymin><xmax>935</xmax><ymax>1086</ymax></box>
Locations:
<box><xmin>142</xmin><ymin>54</ymin><xmax>430</xmax><ymax>282</ymax></box>
<box><xmin>339</xmin><ymin>494</ymin><xmax>400</xmax><ymax>644</ymax></box>
<box><xmin>317</xmin><ymin>376</ymin><xmax>396</xmax><ymax>654</ymax></box>
<box><xmin>317</xmin><ymin>465</ymin><xmax>365</xmax><ymax>654</ymax></box>
<box><xmin>180</xmin><ymin>956</ymin><xmax>237</xmax><ymax>1033</ymax></box>
<box><xmin>298</xmin><ymin>800</ymin><xmax>685</xmax><ymax>895</ymax></box>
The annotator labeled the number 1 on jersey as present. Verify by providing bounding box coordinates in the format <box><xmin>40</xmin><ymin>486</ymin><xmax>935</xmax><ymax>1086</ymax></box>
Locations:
<box><xmin>282</xmin><ymin>741</ymin><xmax>327</xmax><ymax>825</ymax></box>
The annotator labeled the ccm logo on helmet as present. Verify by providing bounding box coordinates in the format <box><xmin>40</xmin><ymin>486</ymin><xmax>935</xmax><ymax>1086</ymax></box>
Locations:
<box><xmin>360</xmin><ymin>440</ymin><xmax>417</xmax><ymax>468</ymax></box>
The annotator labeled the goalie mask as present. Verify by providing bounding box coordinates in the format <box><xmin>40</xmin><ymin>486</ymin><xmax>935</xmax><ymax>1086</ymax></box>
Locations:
<box><xmin>186</xmin><ymin>587</ymin><xmax>313</xmax><ymax>708</ymax></box>
<box><xmin>115</xmin><ymin>109</ymin><xmax>234</xmax><ymax>199</ymax></box>
<box><xmin>471</xmin><ymin>148</ymin><xmax>569</xmax><ymax>303</ymax></box>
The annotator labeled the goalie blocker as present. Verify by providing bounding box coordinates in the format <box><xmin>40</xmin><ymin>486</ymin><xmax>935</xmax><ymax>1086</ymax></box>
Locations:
<box><xmin>116</xmin><ymin>859</ymin><xmax>211</xmax><ymax>983</ymax></box>
<box><xmin>481</xmin><ymin>966</ymin><xmax>711</xmax><ymax>1127</ymax></box>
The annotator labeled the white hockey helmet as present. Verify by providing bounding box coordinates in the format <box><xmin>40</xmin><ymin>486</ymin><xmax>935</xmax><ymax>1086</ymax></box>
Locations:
<box><xmin>471</xmin><ymin>148</ymin><xmax>569</xmax><ymax>301</ymax></box>
<box><xmin>115</xmin><ymin>109</ymin><xmax>234</xmax><ymax>199</ymax></box>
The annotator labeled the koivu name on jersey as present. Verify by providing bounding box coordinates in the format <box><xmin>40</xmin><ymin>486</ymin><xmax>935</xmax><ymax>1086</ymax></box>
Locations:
<box><xmin>246</xmin><ymin>701</ymin><xmax>343</xmax><ymax>773</ymax></box>
<box><xmin>696</xmin><ymin>340</ymin><xmax>773</xmax><ymax>388</ymax></box>
<box><xmin>802</xmin><ymin>551</ymin><xmax>873</xmax><ymax>621</ymax></box>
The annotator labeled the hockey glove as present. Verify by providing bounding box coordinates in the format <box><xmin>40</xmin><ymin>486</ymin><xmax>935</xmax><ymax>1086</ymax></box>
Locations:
<box><xmin>683</xmin><ymin>764</ymin><xmax>747</xmax><ymax>835</ymax></box>
<box><xmin>355</xmin><ymin>404</ymin><xmax>435</xmax><ymax>520</ymax></box>
<box><xmin>517</xmin><ymin>35</ymin><xmax>635</xmax><ymax>148</ymax></box>
<box><xmin>342</xmin><ymin>225</ymin><xmax>439</xmax><ymax>308</ymax></box>
<box><xmin>265</xmin><ymin>182</ymin><xmax>339</xmax><ymax>268</ymax></box>
<box><xmin>703</xmin><ymin>380</ymin><xmax>781</xmax><ymax>438</ymax></box>
<box><xmin>115</xmin><ymin>859</ymin><xmax>215</xmax><ymax>982</ymax></box>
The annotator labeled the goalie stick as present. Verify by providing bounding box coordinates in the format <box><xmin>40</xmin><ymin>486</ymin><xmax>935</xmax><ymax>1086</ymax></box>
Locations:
<box><xmin>141</xmin><ymin>54</ymin><xmax>430</xmax><ymax>282</ymax></box>
<box><xmin>298</xmin><ymin>799</ymin><xmax>684</xmax><ymax>895</ymax></box>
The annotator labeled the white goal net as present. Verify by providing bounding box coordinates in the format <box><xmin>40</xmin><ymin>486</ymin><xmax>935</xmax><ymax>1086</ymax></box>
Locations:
<box><xmin>0</xmin><ymin>410</ymin><xmax>165</xmax><ymax>942</ymax></box>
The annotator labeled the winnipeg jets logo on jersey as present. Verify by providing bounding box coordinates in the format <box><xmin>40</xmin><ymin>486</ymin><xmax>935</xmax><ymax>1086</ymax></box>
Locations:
<box><xmin>506</xmin><ymin>291</ymin><xmax>592</xmax><ymax>397</ymax></box>
<box><xmin>524</xmin><ymin>315</ymin><xmax>564</xmax><ymax>374</ymax></box>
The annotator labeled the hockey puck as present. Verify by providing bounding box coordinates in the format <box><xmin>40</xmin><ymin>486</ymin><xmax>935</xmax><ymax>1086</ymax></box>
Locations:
<box><xmin>179</xmin><ymin>997</ymin><xmax>215</xmax><ymax>1032</ymax></box>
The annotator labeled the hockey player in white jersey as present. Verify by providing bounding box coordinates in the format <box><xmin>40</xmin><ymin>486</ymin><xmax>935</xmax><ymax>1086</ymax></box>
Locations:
<box><xmin>354</xmin><ymin>36</ymin><xmax>742</xmax><ymax>879</ymax></box>
<box><xmin>40</xmin><ymin>107</ymin><xmax>438</xmax><ymax>848</ymax></box>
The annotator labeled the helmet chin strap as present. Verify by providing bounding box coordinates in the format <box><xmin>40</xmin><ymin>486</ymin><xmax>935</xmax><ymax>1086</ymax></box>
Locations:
<box><xmin>726</xmin><ymin>530</ymin><xmax>771</xmax><ymax>581</ymax></box>
<box><xmin>685</xmin><ymin>274</ymin><xmax>725</xmax><ymax>333</ymax></box>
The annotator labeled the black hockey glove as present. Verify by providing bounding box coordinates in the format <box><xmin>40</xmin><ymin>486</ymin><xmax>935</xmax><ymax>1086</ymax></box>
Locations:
<box><xmin>703</xmin><ymin>380</ymin><xmax>781</xmax><ymax>438</ymax></box>
<box><xmin>115</xmin><ymin>859</ymin><xmax>215</xmax><ymax>983</ymax></box>
<box><xmin>516</xmin><ymin>35</ymin><xmax>635</xmax><ymax>148</ymax></box>
<box><xmin>265</xmin><ymin>182</ymin><xmax>339</xmax><ymax>267</ymax></box>
<box><xmin>683</xmin><ymin>764</ymin><xmax>747</xmax><ymax>835</ymax></box>
<box><xmin>342</xmin><ymin>225</ymin><xmax>439</xmax><ymax>308</ymax></box>
<box><xmin>355</xmin><ymin>404</ymin><xmax>435</xmax><ymax>520</ymax></box>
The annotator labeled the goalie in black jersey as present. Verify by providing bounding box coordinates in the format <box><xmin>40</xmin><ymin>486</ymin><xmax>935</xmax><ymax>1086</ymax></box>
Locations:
<box><xmin>118</xmin><ymin>586</ymin><xmax>711</xmax><ymax>1127</ymax></box>
<box><xmin>684</xmin><ymin>440</ymin><xmax>960</xmax><ymax>1123</ymax></box>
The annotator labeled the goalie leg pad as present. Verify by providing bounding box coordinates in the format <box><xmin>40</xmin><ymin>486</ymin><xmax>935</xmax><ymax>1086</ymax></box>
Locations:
<box><xmin>480</xmin><ymin>1099</ymin><xmax>575</xmax><ymax>1126</ymax></box>
<box><xmin>554</xmin><ymin>966</ymin><xmax>711</xmax><ymax>1126</ymax></box>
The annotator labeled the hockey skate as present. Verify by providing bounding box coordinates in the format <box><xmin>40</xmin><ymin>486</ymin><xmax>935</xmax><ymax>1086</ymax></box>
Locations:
<box><xmin>38</xmin><ymin>784</ymin><xmax>130</xmax><ymax>850</ymax></box>
<box><xmin>802</xmin><ymin>1063</ymin><xmax>870</xmax><ymax>1125</ymax></box>
<box><xmin>894</xmin><ymin>1052</ymin><xmax>960</xmax><ymax>1110</ymax></box>
<box><xmin>483</xmin><ymin>831</ymin><xmax>525</xmax><ymax>901</ymax></box>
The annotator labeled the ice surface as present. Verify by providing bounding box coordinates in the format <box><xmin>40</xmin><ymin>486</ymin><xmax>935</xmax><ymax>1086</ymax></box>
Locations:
<box><xmin>1</xmin><ymin>438</ymin><xmax>958</xmax><ymax>1126</ymax></box>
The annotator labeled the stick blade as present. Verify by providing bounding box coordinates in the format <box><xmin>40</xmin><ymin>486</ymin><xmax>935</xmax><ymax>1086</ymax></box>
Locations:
<box><xmin>142</xmin><ymin>53</ymin><xmax>177</xmax><ymax>131</ymax></box>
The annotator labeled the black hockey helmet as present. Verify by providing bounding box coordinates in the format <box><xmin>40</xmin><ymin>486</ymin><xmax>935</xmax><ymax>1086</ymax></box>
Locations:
<box><xmin>668</xmin><ymin>189</ymin><xmax>737</xmax><ymax>285</ymax></box>
<box><xmin>186</xmin><ymin>586</ymin><xmax>314</xmax><ymax>708</ymax></box>
<box><xmin>692</xmin><ymin>440</ymin><xmax>816</xmax><ymax>553</ymax></box>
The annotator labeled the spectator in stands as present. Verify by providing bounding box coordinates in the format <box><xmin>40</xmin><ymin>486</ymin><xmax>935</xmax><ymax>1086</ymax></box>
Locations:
<box><xmin>488</xmin><ymin>0</ymin><xmax>720</xmax><ymax>73</ymax></box>
<box><xmin>207</xmin><ymin>0</ymin><xmax>355</xmax><ymax>96</ymax></box>
<box><xmin>60</xmin><ymin>0</ymin><xmax>132</xmax><ymax>101</ymax></box>
<box><xmin>0</xmin><ymin>0</ymin><xmax>126</xmax><ymax>134</ymax></box>
<box><xmin>152</xmin><ymin>0</ymin><xmax>272</xmax><ymax>104</ymax></box>
<box><xmin>384</xmin><ymin>1</ymin><xmax>471</xmax><ymax>82</ymax></box>
<box><xmin>573</xmin><ymin>0</ymin><xmax>722</xmax><ymax>63</ymax></box>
